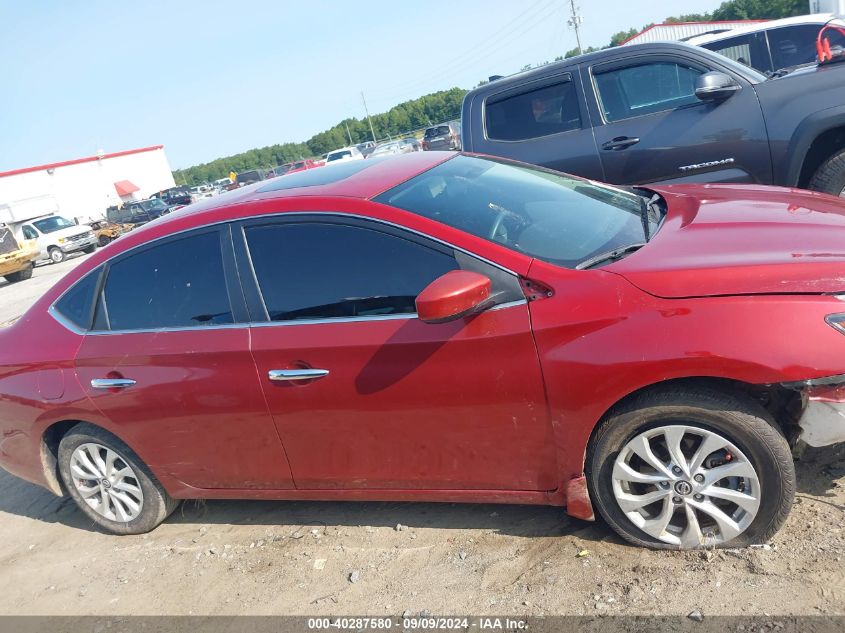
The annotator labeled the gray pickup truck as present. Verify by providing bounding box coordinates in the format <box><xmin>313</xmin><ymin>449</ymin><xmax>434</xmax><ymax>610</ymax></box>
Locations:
<box><xmin>461</xmin><ymin>42</ymin><xmax>845</xmax><ymax>195</ymax></box>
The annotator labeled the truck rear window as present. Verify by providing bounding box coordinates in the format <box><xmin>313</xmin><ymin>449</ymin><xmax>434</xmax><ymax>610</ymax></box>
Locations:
<box><xmin>485</xmin><ymin>79</ymin><xmax>581</xmax><ymax>141</ymax></box>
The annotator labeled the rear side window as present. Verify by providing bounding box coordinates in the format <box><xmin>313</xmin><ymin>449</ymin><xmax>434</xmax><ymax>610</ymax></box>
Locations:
<box><xmin>486</xmin><ymin>80</ymin><xmax>581</xmax><ymax>141</ymax></box>
<box><xmin>100</xmin><ymin>231</ymin><xmax>233</xmax><ymax>331</ymax></box>
<box><xmin>702</xmin><ymin>31</ymin><xmax>770</xmax><ymax>72</ymax></box>
<box><xmin>595</xmin><ymin>62</ymin><xmax>703</xmax><ymax>122</ymax></box>
<box><xmin>245</xmin><ymin>223</ymin><xmax>459</xmax><ymax>321</ymax></box>
<box><xmin>54</xmin><ymin>268</ymin><xmax>101</xmax><ymax>330</ymax></box>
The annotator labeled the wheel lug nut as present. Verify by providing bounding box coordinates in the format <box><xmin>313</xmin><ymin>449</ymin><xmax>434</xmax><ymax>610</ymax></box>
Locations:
<box><xmin>673</xmin><ymin>496</ymin><xmax>682</xmax><ymax>504</ymax></box>
<box><xmin>694</xmin><ymin>474</ymin><xmax>704</xmax><ymax>483</ymax></box>
<box><xmin>694</xmin><ymin>494</ymin><xmax>704</xmax><ymax>501</ymax></box>
<box><xmin>672</xmin><ymin>466</ymin><xmax>683</xmax><ymax>475</ymax></box>
<box><xmin>660</xmin><ymin>481</ymin><xmax>670</xmax><ymax>488</ymax></box>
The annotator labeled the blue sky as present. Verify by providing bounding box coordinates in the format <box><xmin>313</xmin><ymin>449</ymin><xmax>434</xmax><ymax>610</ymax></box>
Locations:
<box><xmin>2</xmin><ymin>0</ymin><xmax>721</xmax><ymax>171</ymax></box>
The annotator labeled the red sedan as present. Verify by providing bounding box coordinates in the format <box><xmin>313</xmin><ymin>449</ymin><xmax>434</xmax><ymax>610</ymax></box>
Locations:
<box><xmin>1</xmin><ymin>152</ymin><xmax>844</xmax><ymax>548</ymax></box>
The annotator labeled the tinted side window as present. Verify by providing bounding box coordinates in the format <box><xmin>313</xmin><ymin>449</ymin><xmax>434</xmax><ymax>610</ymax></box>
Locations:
<box><xmin>22</xmin><ymin>225</ymin><xmax>38</xmax><ymax>240</ymax></box>
<box><xmin>486</xmin><ymin>80</ymin><xmax>581</xmax><ymax>141</ymax></box>
<box><xmin>54</xmin><ymin>268</ymin><xmax>101</xmax><ymax>330</ymax></box>
<box><xmin>101</xmin><ymin>231</ymin><xmax>233</xmax><ymax>330</ymax></box>
<box><xmin>769</xmin><ymin>25</ymin><xmax>843</xmax><ymax>70</ymax></box>
<box><xmin>703</xmin><ymin>32</ymin><xmax>770</xmax><ymax>72</ymax></box>
<box><xmin>245</xmin><ymin>223</ymin><xmax>459</xmax><ymax>321</ymax></box>
<box><xmin>595</xmin><ymin>62</ymin><xmax>703</xmax><ymax>122</ymax></box>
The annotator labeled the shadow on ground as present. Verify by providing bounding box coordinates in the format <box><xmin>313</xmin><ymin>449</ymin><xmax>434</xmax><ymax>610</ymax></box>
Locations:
<box><xmin>1</xmin><ymin>443</ymin><xmax>842</xmax><ymax>538</ymax></box>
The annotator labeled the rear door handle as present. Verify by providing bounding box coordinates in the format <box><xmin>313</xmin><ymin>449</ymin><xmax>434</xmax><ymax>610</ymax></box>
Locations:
<box><xmin>268</xmin><ymin>369</ymin><xmax>329</xmax><ymax>382</ymax></box>
<box><xmin>602</xmin><ymin>136</ymin><xmax>640</xmax><ymax>150</ymax></box>
<box><xmin>91</xmin><ymin>378</ymin><xmax>136</xmax><ymax>389</ymax></box>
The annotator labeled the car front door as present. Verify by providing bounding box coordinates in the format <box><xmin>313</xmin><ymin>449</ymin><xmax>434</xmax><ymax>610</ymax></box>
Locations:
<box><xmin>587</xmin><ymin>54</ymin><xmax>772</xmax><ymax>185</ymax></box>
<box><xmin>237</xmin><ymin>215</ymin><xmax>557</xmax><ymax>491</ymax></box>
<box><xmin>72</xmin><ymin>227</ymin><xmax>295</xmax><ymax>490</ymax></box>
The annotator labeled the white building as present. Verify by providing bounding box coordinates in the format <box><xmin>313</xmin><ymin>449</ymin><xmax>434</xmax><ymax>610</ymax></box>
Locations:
<box><xmin>621</xmin><ymin>21</ymin><xmax>766</xmax><ymax>46</ymax></box>
<box><xmin>0</xmin><ymin>145</ymin><xmax>176</xmax><ymax>224</ymax></box>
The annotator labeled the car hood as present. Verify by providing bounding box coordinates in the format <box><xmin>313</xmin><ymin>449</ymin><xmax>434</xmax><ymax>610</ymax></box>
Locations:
<box><xmin>607</xmin><ymin>183</ymin><xmax>845</xmax><ymax>298</ymax></box>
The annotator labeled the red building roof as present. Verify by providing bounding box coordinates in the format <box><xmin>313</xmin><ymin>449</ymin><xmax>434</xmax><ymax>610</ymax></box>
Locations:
<box><xmin>0</xmin><ymin>145</ymin><xmax>165</xmax><ymax>179</ymax></box>
<box><xmin>114</xmin><ymin>180</ymin><xmax>140</xmax><ymax>197</ymax></box>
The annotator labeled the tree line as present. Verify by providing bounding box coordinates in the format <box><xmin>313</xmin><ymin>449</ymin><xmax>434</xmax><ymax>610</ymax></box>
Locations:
<box><xmin>173</xmin><ymin>0</ymin><xmax>809</xmax><ymax>185</ymax></box>
<box><xmin>173</xmin><ymin>88</ymin><xmax>465</xmax><ymax>185</ymax></box>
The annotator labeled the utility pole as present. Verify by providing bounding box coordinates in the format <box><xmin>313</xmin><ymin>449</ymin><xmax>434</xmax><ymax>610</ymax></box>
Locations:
<box><xmin>567</xmin><ymin>0</ymin><xmax>583</xmax><ymax>56</ymax></box>
<box><xmin>344</xmin><ymin>120</ymin><xmax>354</xmax><ymax>145</ymax></box>
<box><xmin>361</xmin><ymin>92</ymin><xmax>377</xmax><ymax>143</ymax></box>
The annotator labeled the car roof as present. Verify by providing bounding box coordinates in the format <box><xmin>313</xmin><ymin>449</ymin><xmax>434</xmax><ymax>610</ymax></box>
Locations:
<box><xmin>148</xmin><ymin>151</ymin><xmax>454</xmax><ymax>223</ymax></box>
<box><xmin>687</xmin><ymin>13</ymin><xmax>838</xmax><ymax>45</ymax></box>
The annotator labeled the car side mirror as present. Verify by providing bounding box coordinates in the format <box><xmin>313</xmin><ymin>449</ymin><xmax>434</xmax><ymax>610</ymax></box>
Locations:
<box><xmin>416</xmin><ymin>270</ymin><xmax>492</xmax><ymax>324</ymax></box>
<box><xmin>695</xmin><ymin>72</ymin><xmax>740</xmax><ymax>101</ymax></box>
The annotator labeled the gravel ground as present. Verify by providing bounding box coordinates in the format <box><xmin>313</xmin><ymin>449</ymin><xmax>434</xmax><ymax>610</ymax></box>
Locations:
<box><xmin>0</xmin><ymin>252</ymin><xmax>843</xmax><ymax>617</ymax></box>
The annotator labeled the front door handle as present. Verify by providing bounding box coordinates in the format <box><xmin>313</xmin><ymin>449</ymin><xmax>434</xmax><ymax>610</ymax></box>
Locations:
<box><xmin>91</xmin><ymin>378</ymin><xmax>136</xmax><ymax>389</ymax></box>
<box><xmin>602</xmin><ymin>136</ymin><xmax>640</xmax><ymax>150</ymax></box>
<box><xmin>268</xmin><ymin>369</ymin><xmax>329</xmax><ymax>382</ymax></box>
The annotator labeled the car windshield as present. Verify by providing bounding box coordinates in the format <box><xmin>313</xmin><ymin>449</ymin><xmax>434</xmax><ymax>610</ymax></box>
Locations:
<box><xmin>327</xmin><ymin>151</ymin><xmax>352</xmax><ymax>162</ymax></box>
<box><xmin>32</xmin><ymin>216</ymin><xmax>76</xmax><ymax>234</ymax></box>
<box><xmin>374</xmin><ymin>155</ymin><xmax>661</xmax><ymax>269</ymax></box>
<box><xmin>141</xmin><ymin>199</ymin><xmax>168</xmax><ymax>212</ymax></box>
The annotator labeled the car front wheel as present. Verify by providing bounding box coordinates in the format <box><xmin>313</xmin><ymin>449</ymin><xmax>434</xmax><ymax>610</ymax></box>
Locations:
<box><xmin>586</xmin><ymin>386</ymin><xmax>795</xmax><ymax>549</ymax></box>
<box><xmin>48</xmin><ymin>247</ymin><xmax>65</xmax><ymax>264</ymax></box>
<box><xmin>809</xmin><ymin>148</ymin><xmax>845</xmax><ymax>197</ymax></box>
<box><xmin>58</xmin><ymin>424</ymin><xmax>179</xmax><ymax>535</ymax></box>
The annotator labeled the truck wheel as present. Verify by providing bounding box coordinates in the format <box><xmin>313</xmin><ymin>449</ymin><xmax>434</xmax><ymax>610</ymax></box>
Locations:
<box><xmin>98</xmin><ymin>235</ymin><xmax>111</xmax><ymax>247</ymax></box>
<box><xmin>809</xmin><ymin>149</ymin><xmax>845</xmax><ymax>197</ymax></box>
<box><xmin>83</xmin><ymin>245</ymin><xmax>97</xmax><ymax>254</ymax></box>
<box><xmin>49</xmin><ymin>247</ymin><xmax>65</xmax><ymax>264</ymax></box>
<box><xmin>3</xmin><ymin>262</ymin><xmax>34</xmax><ymax>283</ymax></box>
<box><xmin>586</xmin><ymin>386</ymin><xmax>794</xmax><ymax>549</ymax></box>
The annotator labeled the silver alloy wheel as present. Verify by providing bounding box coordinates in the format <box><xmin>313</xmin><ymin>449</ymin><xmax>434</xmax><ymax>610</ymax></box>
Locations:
<box><xmin>612</xmin><ymin>425</ymin><xmax>760</xmax><ymax>547</ymax></box>
<box><xmin>70</xmin><ymin>443</ymin><xmax>144</xmax><ymax>523</ymax></box>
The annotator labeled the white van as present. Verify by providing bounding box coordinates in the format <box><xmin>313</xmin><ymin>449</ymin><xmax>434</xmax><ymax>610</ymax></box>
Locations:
<box><xmin>325</xmin><ymin>146</ymin><xmax>365</xmax><ymax>164</ymax></box>
<box><xmin>15</xmin><ymin>214</ymin><xmax>97</xmax><ymax>264</ymax></box>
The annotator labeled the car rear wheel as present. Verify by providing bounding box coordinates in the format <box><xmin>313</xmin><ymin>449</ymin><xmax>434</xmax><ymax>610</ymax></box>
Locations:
<box><xmin>58</xmin><ymin>424</ymin><xmax>178</xmax><ymax>535</ymax></box>
<box><xmin>48</xmin><ymin>247</ymin><xmax>65</xmax><ymax>264</ymax></box>
<box><xmin>809</xmin><ymin>148</ymin><xmax>845</xmax><ymax>197</ymax></box>
<box><xmin>586</xmin><ymin>386</ymin><xmax>794</xmax><ymax>549</ymax></box>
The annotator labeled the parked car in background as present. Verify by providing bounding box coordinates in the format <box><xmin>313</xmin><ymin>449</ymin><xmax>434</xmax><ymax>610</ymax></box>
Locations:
<box><xmin>107</xmin><ymin>198</ymin><xmax>171</xmax><ymax>227</ymax></box>
<box><xmin>152</xmin><ymin>186</ymin><xmax>192</xmax><ymax>207</ymax></box>
<box><xmin>0</xmin><ymin>223</ymin><xmax>38</xmax><ymax>283</ymax></box>
<box><xmin>356</xmin><ymin>141</ymin><xmax>376</xmax><ymax>157</ymax></box>
<box><xmin>401</xmin><ymin>137</ymin><xmax>423</xmax><ymax>152</ymax></box>
<box><xmin>422</xmin><ymin>122</ymin><xmax>462</xmax><ymax>151</ymax></box>
<box><xmin>325</xmin><ymin>146</ymin><xmax>365</xmax><ymax>164</ymax></box>
<box><xmin>368</xmin><ymin>141</ymin><xmax>412</xmax><ymax>158</ymax></box>
<box><xmin>272</xmin><ymin>159</ymin><xmax>322</xmax><ymax>176</ymax></box>
<box><xmin>236</xmin><ymin>169</ymin><xmax>268</xmax><ymax>186</ymax></box>
<box><xmin>688</xmin><ymin>14</ymin><xmax>845</xmax><ymax>74</ymax></box>
<box><xmin>212</xmin><ymin>177</ymin><xmax>232</xmax><ymax>189</ymax></box>
<box><xmin>89</xmin><ymin>220</ymin><xmax>133</xmax><ymax>247</ymax></box>
<box><xmin>2</xmin><ymin>152</ymin><xmax>844</xmax><ymax>549</ymax></box>
<box><xmin>461</xmin><ymin>41</ymin><xmax>845</xmax><ymax>196</ymax></box>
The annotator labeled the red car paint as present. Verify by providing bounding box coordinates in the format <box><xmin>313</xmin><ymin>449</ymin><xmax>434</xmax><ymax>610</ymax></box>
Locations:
<box><xmin>1</xmin><ymin>152</ymin><xmax>844</xmax><ymax>520</ymax></box>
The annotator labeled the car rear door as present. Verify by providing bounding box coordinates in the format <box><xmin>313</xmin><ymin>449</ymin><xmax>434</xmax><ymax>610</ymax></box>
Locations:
<box><xmin>72</xmin><ymin>226</ymin><xmax>295</xmax><ymax>490</ymax></box>
<box><xmin>235</xmin><ymin>214</ymin><xmax>557</xmax><ymax>491</ymax></box>
<box><xmin>586</xmin><ymin>53</ymin><xmax>772</xmax><ymax>185</ymax></box>
<box><xmin>467</xmin><ymin>70</ymin><xmax>604</xmax><ymax>180</ymax></box>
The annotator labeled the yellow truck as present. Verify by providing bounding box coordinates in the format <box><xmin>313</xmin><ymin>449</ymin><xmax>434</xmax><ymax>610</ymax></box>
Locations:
<box><xmin>0</xmin><ymin>224</ymin><xmax>38</xmax><ymax>283</ymax></box>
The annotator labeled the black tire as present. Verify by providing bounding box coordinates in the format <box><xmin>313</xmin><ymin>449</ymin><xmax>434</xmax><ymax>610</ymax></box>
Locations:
<box><xmin>3</xmin><ymin>262</ymin><xmax>33</xmax><ymax>283</ymax></box>
<box><xmin>48</xmin><ymin>247</ymin><xmax>65</xmax><ymax>264</ymax></box>
<box><xmin>586</xmin><ymin>385</ymin><xmax>795</xmax><ymax>550</ymax></box>
<box><xmin>83</xmin><ymin>245</ymin><xmax>97</xmax><ymax>254</ymax></box>
<box><xmin>809</xmin><ymin>148</ymin><xmax>845</xmax><ymax>196</ymax></box>
<box><xmin>58</xmin><ymin>423</ymin><xmax>179</xmax><ymax>535</ymax></box>
<box><xmin>98</xmin><ymin>235</ymin><xmax>111</xmax><ymax>247</ymax></box>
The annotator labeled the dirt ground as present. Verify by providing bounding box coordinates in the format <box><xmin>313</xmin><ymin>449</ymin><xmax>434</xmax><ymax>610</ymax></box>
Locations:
<box><xmin>0</xmin><ymin>256</ymin><xmax>843</xmax><ymax>617</ymax></box>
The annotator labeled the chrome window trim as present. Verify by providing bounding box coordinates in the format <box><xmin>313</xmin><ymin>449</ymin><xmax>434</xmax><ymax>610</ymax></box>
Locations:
<box><xmin>49</xmin><ymin>299</ymin><xmax>528</xmax><ymax>335</ymax></box>
<box><xmin>48</xmin><ymin>211</ymin><xmax>527</xmax><ymax>336</ymax></box>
